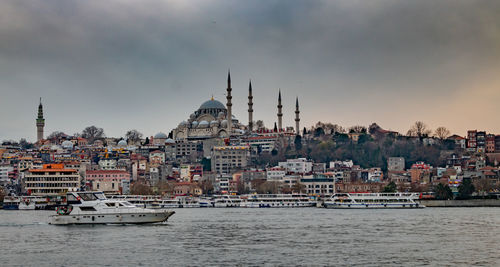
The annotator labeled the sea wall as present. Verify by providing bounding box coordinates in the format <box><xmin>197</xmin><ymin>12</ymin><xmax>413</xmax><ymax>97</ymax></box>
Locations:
<box><xmin>419</xmin><ymin>199</ymin><xmax>500</xmax><ymax>207</ymax></box>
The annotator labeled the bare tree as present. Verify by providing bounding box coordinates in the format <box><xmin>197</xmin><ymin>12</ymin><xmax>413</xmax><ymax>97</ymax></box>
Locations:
<box><xmin>434</xmin><ymin>127</ymin><xmax>450</xmax><ymax>140</ymax></box>
<box><xmin>125</xmin><ymin>129</ymin><xmax>143</xmax><ymax>144</ymax></box>
<box><xmin>130</xmin><ymin>182</ymin><xmax>153</xmax><ymax>195</ymax></box>
<box><xmin>82</xmin><ymin>126</ymin><xmax>105</xmax><ymax>144</ymax></box>
<box><xmin>349</xmin><ymin>125</ymin><xmax>367</xmax><ymax>134</ymax></box>
<box><xmin>407</xmin><ymin>121</ymin><xmax>431</xmax><ymax>139</ymax></box>
<box><xmin>47</xmin><ymin>131</ymin><xmax>67</xmax><ymax>140</ymax></box>
<box><xmin>255</xmin><ymin>120</ymin><xmax>265</xmax><ymax>130</ymax></box>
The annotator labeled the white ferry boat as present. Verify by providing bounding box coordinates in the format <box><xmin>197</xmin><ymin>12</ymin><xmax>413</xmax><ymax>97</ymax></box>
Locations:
<box><xmin>240</xmin><ymin>194</ymin><xmax>317</xmax><ymax>208</ymax></box>
<box><xmin>49</xmin><ymin>192</ymin><xmax>175</xmax><ymax>225</ymax></box>
<box><xmin>161</xmin><ymin>196</ymin><xmax>203</xmax><ymax>208</ymax></box>
<box><xmin>212</xmin><ymin>195</ymin><xmax>243</xmax><ymax>208</ymax></box>
<box><xmin>323</xmin><ymin>193</ymin><xmax>425</xmax><ymax>209</ymax></box>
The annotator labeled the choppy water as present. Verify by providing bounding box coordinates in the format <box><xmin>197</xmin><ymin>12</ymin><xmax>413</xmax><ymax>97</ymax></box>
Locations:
<box><xmin>0</xmin><ymin>208</ymin><xmax>499</xmax><ymax>266</ymax></box>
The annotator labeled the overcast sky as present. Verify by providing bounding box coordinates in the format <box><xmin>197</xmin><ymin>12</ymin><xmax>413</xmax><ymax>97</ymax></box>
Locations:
<box><xmin>1</xmin><ymin>0</ymin><xmax>499</xmax><ymax>141</ymax></box>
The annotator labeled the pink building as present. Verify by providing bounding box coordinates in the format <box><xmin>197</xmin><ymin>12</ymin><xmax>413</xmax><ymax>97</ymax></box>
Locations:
<box><xmin>86</xmin><ymin>170</ymin><xmax>130</xmax><ymax>193</ymax></box>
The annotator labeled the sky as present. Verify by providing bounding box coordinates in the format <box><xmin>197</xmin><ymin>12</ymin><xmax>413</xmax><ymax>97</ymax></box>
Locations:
<box><xmin>1</xmin><ymin>0</ymin><xmax>499</xmax><ymax>142</ymax></box>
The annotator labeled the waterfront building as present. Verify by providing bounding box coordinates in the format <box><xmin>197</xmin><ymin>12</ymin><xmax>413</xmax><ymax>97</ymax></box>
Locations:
<box><xmin>300</xmin><ymin>176</ymin><xmax>335</xmax><ymax>195</ymax></box>
<box><xmin>211</xmin><ymin>146</ymin><xmax>249</xmax><ymax>175</ymax></box>
<box><xmin>86</xmin><ymin>170</ymin><xmax>130</xmax><ymax>193</ymax></box>
<box><xmin>279</xmin><ymin>158</ymin><xmax>313</xmax><ymax>174</ymax></box>
<box><xmin>266</xmin><ymin>167</ymin><xmax>286</xmax><ymax>181</ymax></box>
<box><xmin>24</xmin><ymin>164</ymin><xmax>80</xmax><ymax>196</ymax></box>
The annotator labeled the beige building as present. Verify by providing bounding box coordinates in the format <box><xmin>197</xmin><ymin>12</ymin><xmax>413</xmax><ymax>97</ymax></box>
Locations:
<box><xmin>24</xmin><ymin>164</ymin><xmax>80</xmax><ymax>196</ymax></box>
<box><xmin>211</xmin><ymin>146</ymin><xmax>249</xmax><ymax>175</ymax></box>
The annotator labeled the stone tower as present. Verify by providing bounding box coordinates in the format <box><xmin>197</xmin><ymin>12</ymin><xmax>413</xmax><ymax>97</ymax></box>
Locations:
<box><xmin>226</xmin><ymin>71</ymin><xmax>233</xmax><ymax>134</ymax></box>
<box><xmin>36</xmin><ymin>97</ymin><xmax>45</xmax><ymax>142</ymax></box>
<box><xmin>248</xmin><ymin>80</ymin><xmax>253</xmax><ymax>132</ymax></box>
<box><xmin>277</xmin><ymin>90</ymin><xmax>283</xmax><ymax>131</ymax></box>
<box><xmin>295</xmin><ymin>97</ymin><xmax>300</xmax><ymax>135</ymax></box>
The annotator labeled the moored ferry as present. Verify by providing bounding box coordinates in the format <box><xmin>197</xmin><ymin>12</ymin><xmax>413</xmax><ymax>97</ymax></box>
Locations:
<box><xmin>323</xmin><ymin>193</ymin><xmax>425</xmax><ymax>209</ymax></box>
<box><xmin>240</xmin><ymin>194</ymin><xmax>317</xmax><ymax>208</ymax></box>
<box><xmin>212</xmin><ymin>195</ymin><xmax>243</xmax><ymax>208</ymax></box>
<box><xmin>49</xmin><ymin>191</ymin><xmax>175</xmax><ymax>225</ymax></box>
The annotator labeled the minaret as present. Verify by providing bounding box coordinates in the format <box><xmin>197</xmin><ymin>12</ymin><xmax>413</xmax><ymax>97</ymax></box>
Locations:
<box><xmin>226</xmin><ymin>71</ymin><xmax>233</xmax><ymax>133</ymax></box>
<box><xmin>248</xmin><ymin>80</ymin><xmax>253</xmax><ymax>132</ymax></box>
<box><xmin>277</xmin><ymin>90</ymin><xmax>283</xmax><ymax>131</ymax></box>
<box><xmin>295</xmin><ymin>97</ymin><xmax>300</xmax><ymax>135</ymax></box>
<box><xmin>36</xmin><ymin>97</ymin><xmax>45</xmax><ymax>142</ymax></box>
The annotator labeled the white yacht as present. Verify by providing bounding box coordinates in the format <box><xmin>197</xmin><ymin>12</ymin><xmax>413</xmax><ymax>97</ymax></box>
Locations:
<box><xmin>323</xmin><ymin>193</ymin><xmax>425</xmax><ymax>209</ymax></box>
<box><xmin>240</xmin><ymin>194</ymin><xmax>317</xmax><ymax>208</ymax></box>
<box><xmin>49</xmin><ymin>192</ymin><xmax>175</xmax><ymax>225</ymax></box>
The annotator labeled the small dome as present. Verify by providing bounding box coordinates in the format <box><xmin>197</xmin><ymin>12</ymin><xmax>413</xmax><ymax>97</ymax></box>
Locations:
<box><xmin>190</xmin><ymin>113</ymin><xmax>196</xmax><ymax>120</ymax></box>
<box><xmin>192</xmin><ymin>121</ymin><xmax>199</xmax><ymax>127</ymax></box>
<box><xmin>198</xmin><ymin>120</ymin><xmax>209</xmax><ymax>128</ymax></box>
<box><xmin>199</xmin><ymin>99</ymin><xmax>226</xmax><ymax>110</ymax></box>
<box><xmin>210</xmin><ymin>120</ymin><xmax>219</xmax><ymax>126</ymax></box>
<box><xmin>218</xmin><ymin>112</ymin><xmax>225</xmax><ymax>119</ymax></box>
<box><xmin>165</xmin><ymin>138</ymin><xmax>175</xmax><ymax>144</ymax></box>
<box><xmin>117</xmin><ymin>140</ymin><xmax>127</xmax><ymax>147</ymax></box>
<box><xmin>154</xmin><ymin>132</ymin><xmax>168</xmax><ymax>139</ymax></box>
<box><xmin>50</xmin><ymin>145</ymin><xmax>61</xmax><ymax>150</ymax></box>
<box><xmin>179</xmin><ymin>121</ymin><xmax>188</xmax><ymax>127</ymax></box>
<box><xmin>221</xmin><ymin>120</ymin><xmax>228</xmax><ymax>127</ymax></box>
<box><xmin>61</xmin><ymin>141</ymin><xmax>73</xmax><ymax>149</ymax></box>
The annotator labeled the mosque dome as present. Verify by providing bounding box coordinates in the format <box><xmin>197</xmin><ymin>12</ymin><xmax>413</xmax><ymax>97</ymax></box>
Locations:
<box><xmin>192</xmin><ymin>121</ymin><xmax>199</xmax><ymax>128</ymax></box>
<box><xmin>61</xmin><ymin>141</ymin><xmax>73</xmax><ymax>149</ymax></box>
<box><xmin>179</xmin><ymin>121</ymin><xmax>188</xmax><ymax>127</ymax></box>
<box><xmin>199</xmin><ymin>99</ymin><xmax>226</xmax><ymax>110</ymax></box>
<box><xmin>198</xmin><ymin>120</ymin><xmax>209</xmax><ymax>128</ymax></box>
<box><xmin>117</xmin><ymin>140</ymin><xmax>127</xmax><ymax>147</ymax></box>
<box><xmin>210</xmin><ymin>120</ymin><xmax>219</xmax><ymax>126</ymax></box>
<box><xmin>165</xmin><ymin>138</ymin><xmax>175</xmax><ymax>144</ymax></box>
<box><xmin>154</xmin><ymin>132</ymin><xmax>167</xmax><ymax>139</ymax></box>
<box><xmin>50</xmin><ymin>145</ymin><xmax>61</xmax><ymax>151</ymax></box>
<box><xmin>221</xmin><ymin>120</ymin><xmax>228</xmax><ymax>127</ymax></box>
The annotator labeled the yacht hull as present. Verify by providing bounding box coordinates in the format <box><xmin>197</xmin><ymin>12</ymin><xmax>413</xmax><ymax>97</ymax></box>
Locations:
<box><xmin>49</xmin><ymin>211</ymin><xmax>175</xmax><ymax>225</ymax></box>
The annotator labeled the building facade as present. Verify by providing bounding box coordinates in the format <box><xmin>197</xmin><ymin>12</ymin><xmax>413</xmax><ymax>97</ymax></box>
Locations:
<box><xmin>24</xmin><ymin>164</ymin><xmax>80</xmax><ymax>196</ymax></box>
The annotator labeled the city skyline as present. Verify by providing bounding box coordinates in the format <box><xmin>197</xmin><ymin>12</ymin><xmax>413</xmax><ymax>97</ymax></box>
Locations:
<box><xmin>1</xmin><ymin>0</ymin><xmax>500</xmax><ymax>141</ymax></box>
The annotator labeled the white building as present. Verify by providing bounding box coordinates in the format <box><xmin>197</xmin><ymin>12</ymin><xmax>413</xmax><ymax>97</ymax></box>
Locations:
<box><xmin>266</xmin><ymin>167</ymin><xmax>286</xmax><ymax>181</ymax></box>
<box><xmin>24</xmin><ymin>164</ymin><xmax>80</xmax><ymax>196</ymax></box>
<box><xmin>278</xmin><ymin>158</ymin><xmax>313</xmax><ymax>174</ymax></box>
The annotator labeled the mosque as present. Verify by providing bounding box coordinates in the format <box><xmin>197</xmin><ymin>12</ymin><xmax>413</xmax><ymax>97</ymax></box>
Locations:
<box><xmin>172</xmin><ymin>71</ymin><xmax>301</xmax><ymax>141</ymax></box>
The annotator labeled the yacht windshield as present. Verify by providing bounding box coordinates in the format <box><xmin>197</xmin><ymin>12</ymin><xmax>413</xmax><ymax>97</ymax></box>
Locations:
<box><xmin>94</xmin><ymin>192</ymin><xmax>106</xmax><ymax>200</ymax></box>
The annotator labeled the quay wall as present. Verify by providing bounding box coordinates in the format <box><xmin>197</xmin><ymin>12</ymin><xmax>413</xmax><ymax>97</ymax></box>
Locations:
<box><xmin>419</xmin><ymin>199</ymin><xmax>500</xmax><ymax>207</ymax></box>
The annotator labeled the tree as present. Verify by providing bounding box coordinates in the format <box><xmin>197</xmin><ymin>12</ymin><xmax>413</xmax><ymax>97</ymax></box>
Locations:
<box><xmin>303</xmin><ymin>127</ymin><xmax>308</xmax><ymax>136</ymax></box>
<box><xmin>130</xmin><ymin>182</ymin><xmax>153</xmax><ymax>195</ymax></box>
<box><xmin>256</xmin><ymin>181</ymin><xmax>280</xmax><ymax>194</ymax></box>
<box><xmin>19</xmin><ymin>138</ymin><xmax>33</xmax><ymax>150</ymax></box>
<box><xmin>125</xmin><ymin>129</ymin><xmax>143</xmax><ymax>144</ymax></box>
<box><xmin>294</xmin><ymin>135</ymin><xmax>303</xmax><ymax>150</ymax></box>
<box><xmin>383</xmin><ymin>181</ymin><xmax>397</xmax><ymax>193</ymax></box>
<box><xmin>156</xmin><ymin>181</ymin><xmax>176</xmax><ymax>196</ymax></box>
<box><xmin>434</xmin><ymin>127</ymin><xmax>450</xmax><ymax>140</ymax></box>
<box><xmin>273</xmin><ymin>122</ymin><xmax>278</xmax><ymax>132</ymax></box>
<box><xmin>434</xmin><ymin>183</ymin><xmax>453</xmax><ymax>200</ymax></box>
<box><xmin>198</xmin><ymin>179</ymin><xmax>214</xmax><ymax>195</ymax></box>
<box><xmin>82</xmin><ymin>126</ymin><xmax>105</xmax><ymax>144</ymax></box>
<box><xmin>255</xmin><ymin>120</ymin><xmax>265</xmax><ymax>130</ymax></box>
<box><xmin>407</xmin><ymin>121</ymin><xmax>431</xmax><ymax>139</ymax></box>
<box><xmin>349</xmin><ymin>125</ymin><xmax>367</xmax><ymax>134</ymax></box>
<box><xmin>47</xmin><ymin>131</ymin><xmax>67</xmax><ymax>140</ymax></box>
<box><xmin>314</xmin><ymin>127</ymin><xmax>325</xmax><ymax>137</ymax></box>
<box><xmin>458</xmin><ymin>179</ymin><xmax>475</xmax><ymax>199</ymax></box>
<box><xmin>201</xmin><ymin>158</ymin><xmax>211</xmax><ymax>171</ymax></box>
<box><xmin>291</xmin><ymin>182</ymin><xmax>306</xmax><ymax>193</ymax></box>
